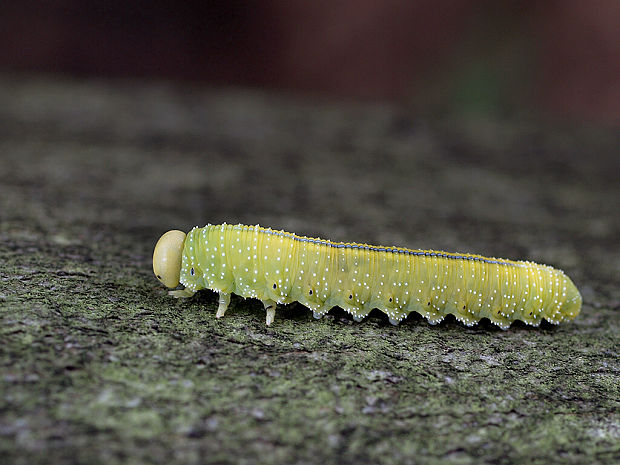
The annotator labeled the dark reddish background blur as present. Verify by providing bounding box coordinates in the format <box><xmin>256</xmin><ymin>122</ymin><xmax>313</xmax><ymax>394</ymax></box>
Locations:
<box><xmin>2</xmin><ymin>0</ymin><xmax>619</xmax><ymax>125</ymax></box>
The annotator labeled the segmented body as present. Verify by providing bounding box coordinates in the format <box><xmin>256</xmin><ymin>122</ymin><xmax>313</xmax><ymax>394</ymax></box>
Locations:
<box><xmin>179</xmin><ymin>223</ymin><xmax>582</xmax><ymax>328</ymax></box>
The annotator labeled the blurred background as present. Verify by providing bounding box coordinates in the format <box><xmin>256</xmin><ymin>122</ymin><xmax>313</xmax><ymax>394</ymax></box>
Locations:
<box><xmin>1</xmin><ymin>0</ymin><xmax>620</xmax><ymax>125</ymax></box>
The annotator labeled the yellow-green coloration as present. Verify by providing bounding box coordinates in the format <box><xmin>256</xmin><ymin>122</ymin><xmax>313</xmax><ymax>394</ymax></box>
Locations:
<box><xmin>153</xmin><ymin>223</ymin><xmax>582</xmax><ymax>328</ymax></box>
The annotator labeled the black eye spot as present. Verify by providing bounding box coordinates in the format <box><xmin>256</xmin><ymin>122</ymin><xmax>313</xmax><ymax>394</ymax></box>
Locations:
<box><xmin>529</xmin><ymin>312</ymin><xmax>533</xmax><ymax>316</ymax></box>
<box><xmin>190</xmin><ymin>268</ymin><xmax>195</xmax><ymax>276</ymax></box>
<box><xmin>156</xmin><ymin>275</ymin><xmax>162</xmax><ymax>280</ymax></box>
<box><xmin>273</xmin><ymin>283</ymin><xmax>277</xmax><ymax>289</ymax></box>
<box><xmin>309</xmin><ymin>290</ymin><xmax>313</xmax><ymax>295</ymax></box>
<box><xmin>427</xmin><ymin>302</ymin><xmax>431</xmax><ymax>306</ymax></box>
<box><xmin>349</xmin><ymin>294</ymin><xmax>353</xmax><ymax>300</ymax></box>
<box><xmin>497</xmin><ymin>310</ymin><xmax>501</xmax><ymax>315</ymax></box>
<box><xmin>389</xmin><ymin>297</ymin><xmax>393</xmax><ymax>302</ymax></box>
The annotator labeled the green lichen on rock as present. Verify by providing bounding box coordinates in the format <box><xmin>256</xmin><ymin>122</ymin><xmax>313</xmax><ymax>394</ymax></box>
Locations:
<box><xmin>0</xmin><ymin>77</ymin><xmax>618</xmax><ymax>465</ymax></box>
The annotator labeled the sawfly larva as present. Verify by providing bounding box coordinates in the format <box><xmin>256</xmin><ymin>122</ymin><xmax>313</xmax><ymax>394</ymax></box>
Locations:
<box><xmin>153</xmin><ymin>223</ymin><xmax>582</xmax><ymax>328</ymax></box>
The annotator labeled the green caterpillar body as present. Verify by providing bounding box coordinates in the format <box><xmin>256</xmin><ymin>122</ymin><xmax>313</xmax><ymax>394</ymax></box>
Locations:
<box><xmin>174</xmin><ymin>223</ymin><xmax>582</xmax><ymax>328</ymax></box>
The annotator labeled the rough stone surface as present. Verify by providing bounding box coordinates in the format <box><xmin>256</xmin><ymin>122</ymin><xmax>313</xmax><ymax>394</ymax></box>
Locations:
<box><xmin>1</xmin><ymin>77</ymin><xmax>619</xmax><ymax>465</ymax></box>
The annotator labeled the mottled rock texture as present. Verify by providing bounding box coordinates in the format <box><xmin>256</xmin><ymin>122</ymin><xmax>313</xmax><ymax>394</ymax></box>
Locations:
<box><xmin>1</xmin><ymin>77</ymin><xmax>618</xmax><ymax>464</ymax></box>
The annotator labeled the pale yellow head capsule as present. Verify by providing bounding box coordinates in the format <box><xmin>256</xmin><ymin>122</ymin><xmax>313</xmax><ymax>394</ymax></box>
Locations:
<box><xmin>153</xmin><ymin>230</ymin><xmax>186</xmax><ymax>288</ymax></box>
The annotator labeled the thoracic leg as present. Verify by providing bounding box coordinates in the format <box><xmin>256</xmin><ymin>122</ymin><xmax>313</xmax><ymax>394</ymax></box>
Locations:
<box><xmin>216</xmin><ymin>292</ymin><xmax>231</xmax><ymax>318</ymax></box>
<box><xmin>169</xmin><ymin>289</ymin><xmax>196</xmax><ymax>298</ymax></box>
<box><xmin>262</xmin><ymin>299</ymin><xmax>277</xmax><ymax>326</ymax></box>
